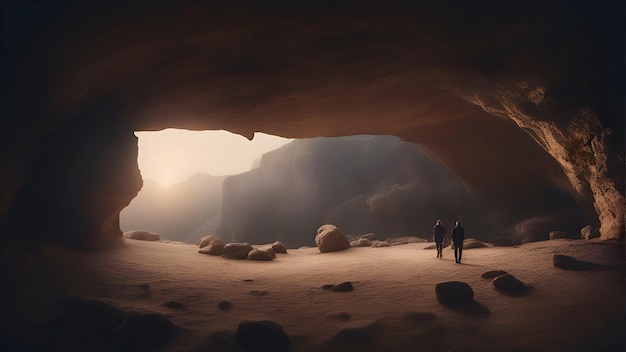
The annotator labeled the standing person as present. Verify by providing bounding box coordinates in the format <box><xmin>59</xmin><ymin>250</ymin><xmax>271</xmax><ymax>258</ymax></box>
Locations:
<box><xmin>432</xmin><ymin>220</ymin><xmax>446</xmax><ymax>258</ymax></box>
<box><xmin>451</xmin><ymin>220</ymin><xmax>465</xmax><ymax>263</ymax></box>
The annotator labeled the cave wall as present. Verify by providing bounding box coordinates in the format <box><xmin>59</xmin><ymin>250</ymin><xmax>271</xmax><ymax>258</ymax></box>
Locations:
<box><xmin>1</xmin><ymin>0</ymin><xmax>623</xmax><ymax>249</ymax></box>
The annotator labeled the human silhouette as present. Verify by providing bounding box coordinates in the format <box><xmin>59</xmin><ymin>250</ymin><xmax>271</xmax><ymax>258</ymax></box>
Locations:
<box><xmin>432</xmin><ymin>220</ymin><xmax>446</xmax><ymax>258</ymax></box>
<box><xmin>451</xmin><ymin>220</ymin><xmax>465</xmax><ymax>263</ymax></box>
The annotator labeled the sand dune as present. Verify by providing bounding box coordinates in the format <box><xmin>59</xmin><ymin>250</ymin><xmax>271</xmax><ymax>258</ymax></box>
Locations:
<box><xmin>2</xmin><ymin>238</ymin><xmax>624</xmax><ymax>351</ymax></box>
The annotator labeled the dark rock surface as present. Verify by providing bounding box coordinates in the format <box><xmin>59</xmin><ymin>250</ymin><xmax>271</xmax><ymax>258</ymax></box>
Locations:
<box><xmin>235</xmin><ymin>320</ymin><xmax>290</xmax><ymax>352</ymax></box>
<box><xmin>436</xmin><ymin>281</ymin><xmax>474</xmax><ymax>304</ymax></box>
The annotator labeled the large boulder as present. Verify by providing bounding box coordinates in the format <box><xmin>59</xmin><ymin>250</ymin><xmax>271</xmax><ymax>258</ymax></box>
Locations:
<box><xmin>222</xmin><ymin>243</ymin><xmax>253</xmax><ymax>259</ymax></box>
<box><xmin>124</xmin><ymin>231</ymin><xmax>160</xmax><ymax>241</ymax></box>
<box><xmin>435</xmin><ymin>281</ymin><xmax>474</xmax><ymax>304</ymax></box>
<box><xmin>315</xmin><ymin>226</ymin><xmax>350</xmax><ymax>253</ymax></box>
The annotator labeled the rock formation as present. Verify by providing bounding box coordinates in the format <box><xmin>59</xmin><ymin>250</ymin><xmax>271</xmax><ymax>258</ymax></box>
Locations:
<box><xmin>0</xmin><ymin>1</ymin><xmax>622</xmax><ymax>251</ymax></box>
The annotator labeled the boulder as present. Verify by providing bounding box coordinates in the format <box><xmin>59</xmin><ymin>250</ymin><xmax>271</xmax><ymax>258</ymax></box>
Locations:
<box><xmin>435</xmin><ymin>281</ymin><xmax>474</xmax><ymax>304</ymax></box>
<box><xmin>235</xmin><ymin>320</ymin><xmax>291</xmax><ymax>352</ymax></box>
<box><xmin>222</xmin><ymin>243</ymin><xmax>253</xmax><ymax>259</ymax></box>
<box><xmin>350</xmin><ymin>238</ymin><xmax>372</xmax><ymax>247</ymax></box>
<box><xmin>581</xmin><ymin>225</ymin><xmax>600</xmax><ymax>240</ymax></box>
<box><xmin>198</xmin><ymin>242</ymin><xmax>225</xmax><ymax>256</ymax></box>
<box><xmin>463</xmin><ymin>238</ymin><xmax>487</xmax><ymax>249</ymax></box>
<box><xmin>248</xmin><ymin>249</ymin><xmax>274</xmax><ymax>261</ymax></box>
<box><xmin>493</xmin><ymin>274</ymin><xmax>527</xmax><ymax>293</ymax></box>
<box><xmin>198</xmin><ymin>235</ymin><xmax>224</xmax><ymax>248</ymax></box>
<box><xmin>553</xmin><ymin>254</ymin><xmax>580</xmax><ymax>270</ymax></box>
<box><xmin>315</xmin><ymin>227</ymin><xmax>350</xmax><ymax>253</ymax></box>
<box><xmin>271</xmin><ymin>241</ymin><xmax>288</xmax><ymax>254</ymax></box>
<box><xmin>124</xmin><ymin>230</ymin><xmax>160</xmax><ymax>241</ymax></box>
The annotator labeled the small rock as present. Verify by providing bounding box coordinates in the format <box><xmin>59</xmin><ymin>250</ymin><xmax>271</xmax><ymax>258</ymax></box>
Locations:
<box><xmin>463</xmin><ymin>238</ymin><xmax>487</xmax><ymax>249</ymax></box>
<box><xmin>350</xmin><ymin>238</ymin><xmax>372</xmax><ymax>247</ymax></box>
<box><xmin>435</xmin><ymin>281</ymin><xmax>474</xmax><ymax>304</ymax></box>
<box><xmin>197</xmin><ymin>235</ymin><xmax>224</xmax><ymax>248</ymax></box>
<box><xmin>580</xmin><ymin>225</ymin><xmax>600</xmax><ymax>240</ymax></box>
<box><xmin>199</xmin><ymin>242</ymin><xmax>225</xmax><ymax>256</ymax></box>
<box><xmin>330</xmin><ymin>282</ymin><xmax>354</xmax><ymax>292</ymax></box>
<box><xmin>222</xmin><ymin>243</ymin><xmax>253</xmax><ymax>259</ymax></box>
<box><xmin>271</xmin><ymin>241</ymin><xmax>288</xmax><ymax>254</ymax></box>
<box><xmin>493</xmin><ymin>274</ymin><xmax>527</xmax><ymax>293</ymax></box>
<box><xmin>248</xmin><ymin>249</ymin><xmax>274</xmax><ymax>261</ymax></box>
<box><xmin>124</xmin><ymin>230</ymin><xmax>160</xmax><ymax>241</ymax></box>
<box><xmin>553</xmin><ymin>254</ymin><xmax>580</xmax><ymax>270</ymax></box>
<box><xmin>360</xmin><ymin>233</ymin><xmax>377</xmax><ymax>241</ymax></box>
<box><xmin>218</xmin><ymin>300</ymin><xmax>232</xmax><ymax>310</ymax></box>
<box><xmin>371</xmin><ymin>240</ymin><xmax>390</xmax><ymax>248</ymax></box>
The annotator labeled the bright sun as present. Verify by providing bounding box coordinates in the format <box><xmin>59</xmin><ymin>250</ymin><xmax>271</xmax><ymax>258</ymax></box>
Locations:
<box><xmin>135</xmin><ymin>129</ymin><xmax>293</xmax><ymax>186</ymax></box>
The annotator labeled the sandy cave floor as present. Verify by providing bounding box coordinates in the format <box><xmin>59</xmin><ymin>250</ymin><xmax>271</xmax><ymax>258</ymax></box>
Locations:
<box><xmin>1</xmin><ymin>238</ymin><xmax>624</xmax><ymax>352</ymax></box>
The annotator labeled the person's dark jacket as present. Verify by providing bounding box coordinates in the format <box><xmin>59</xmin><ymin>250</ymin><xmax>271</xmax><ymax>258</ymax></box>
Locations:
<box><xmin>433</xmin><ymin>224</ymin><xmax>446</xmax><ymax>242</ymax></box>
<box><xmin>451</xmin><ymin>226</ymin><xmax>465</xmax><ymax>244</ymax></box>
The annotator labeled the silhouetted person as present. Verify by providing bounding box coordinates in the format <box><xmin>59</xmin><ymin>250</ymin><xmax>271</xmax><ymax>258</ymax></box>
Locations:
<box><xmin>452</xmin><ymin>220</ymin><xmax>465</xmax><ymax>263</ymax></box>
<box><xmin>432</xmin><ymin>220</ymin><xmax>446</xmax><ymax>258</ymax></box>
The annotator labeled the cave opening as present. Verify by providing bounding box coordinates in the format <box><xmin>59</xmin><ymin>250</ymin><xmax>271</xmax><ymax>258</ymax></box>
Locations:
<box><xmin>121</xmin><ymin>129</ymin><xmax>487</xmax><ymax>248</ymax></box>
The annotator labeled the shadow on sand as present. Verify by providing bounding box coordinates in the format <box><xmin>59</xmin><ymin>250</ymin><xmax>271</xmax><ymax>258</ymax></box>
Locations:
<box><xmin>439</xmin><ymin>299</ymin><xmax>490</xmax><ymax>318</ymax></box>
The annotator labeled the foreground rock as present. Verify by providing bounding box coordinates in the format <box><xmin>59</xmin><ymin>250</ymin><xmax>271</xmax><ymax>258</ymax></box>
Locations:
<box><xmin>493</xmin><ymin>274</ymin><xmax>527</xmax><ymax>293</ymax></box>
<box><xmin>315</xmin><ymin>225</ymin><xmax>350</xmax><ymax>253</ymax></box>
<box><xmin>270</xmin><ymin>241</ymin><xmax>288</xmax><ymax>254</ymax></box>
<box><xmin>124</xmin><ymin>230</ymin><xmax>160</xmax><ymax>241</ymax></box>
<box><xmin>235</xmin><ymin>320</ymin><xmax>290</xmax><ymax>352</ymax></box>
<box><xmin>198</xmin><ymin>242</ymin><xmax>225</xmax><ymax>256</ymax></box>
<box><xmin>435</xmin><ymin>281</ymin><xmax>474</xmax><ymax>304</ymax></box>
<box><xmin>222</xmin><ymin>243</ymin><xmax>254</xmax><ymax>259</ymax></box>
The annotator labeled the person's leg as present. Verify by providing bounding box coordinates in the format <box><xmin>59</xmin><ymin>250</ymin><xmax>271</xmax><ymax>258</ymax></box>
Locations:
<box><xmin>458</xmin><ymin>245</ymin><xmax>463</xmax><ymax>263</ymax></box>
<box><xmin>436</xmin><ymin>241</ymin><xmax>442</xmax><ymax>257</ymax></box>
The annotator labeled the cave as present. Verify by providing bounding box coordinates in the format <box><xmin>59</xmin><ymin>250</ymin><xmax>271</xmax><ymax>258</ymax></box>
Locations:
<box><xmin>1</xmin><ymin>1</ymin><xmax>623</xmax><ymax>251</ymax></box>
<box><xmin>1</xmin><ymin>1</ymin><xmax>624</xmax><ymax>350</ymax></box>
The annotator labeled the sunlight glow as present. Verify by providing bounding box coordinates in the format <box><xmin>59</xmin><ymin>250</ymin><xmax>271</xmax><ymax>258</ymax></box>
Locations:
<box><xmin>136</xmin><ymin>129</ymin><xmax>293</xmax><ymax>186</ymax></box>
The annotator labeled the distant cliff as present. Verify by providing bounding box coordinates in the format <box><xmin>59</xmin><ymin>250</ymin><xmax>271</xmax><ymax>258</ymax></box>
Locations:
<box><xmin>219</xmin><ymin>135</ymin><xmax>490</xmax><ymax>247</ymax></box>
<box><xmin>120</xmin><ymin>174</ymin><xmax>225</xmax><ymax>243</ymax></box>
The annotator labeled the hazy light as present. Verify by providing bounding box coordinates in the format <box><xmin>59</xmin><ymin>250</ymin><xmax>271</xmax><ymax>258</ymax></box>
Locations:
<box><xmin>136</xmin><ymin>129</ymin><xmax>293</xmax><ymax>186</ymax></box>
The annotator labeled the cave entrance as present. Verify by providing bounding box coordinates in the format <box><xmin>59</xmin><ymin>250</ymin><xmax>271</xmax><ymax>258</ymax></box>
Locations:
<box><xmin>121</xmin><ymin>131</ymin><xmax>481</xmax><ymax>248</ymax></box>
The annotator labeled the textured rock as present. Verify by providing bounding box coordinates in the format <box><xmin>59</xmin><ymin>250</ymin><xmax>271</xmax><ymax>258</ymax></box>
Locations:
<box><xmin>235</xmin><ymin>320</ymin><xmax>290</xmax><ymax>352</ymax></box>
<box><xmin>315</xmin><ymin>226</ymin><xmax>350</xmax><ymax>253</ymax></box>
<box><xmin>248</xmin><ymin>249</ymin><xmax>274</xmax><ymax>261</ymax></box>
<box><xmin>198</xmin><ymin>242</ymin><xmax>225</xmax><ymax>256</ymax></box>
<box><xmin>222</xmin><ymin>243</ymin><xmax>253</xmax><ymax>259</ymax></box>
<box><xmin>581</xmin><ymin>225</ymin><xmax>600</xmax><ymax>240</ymax></box>
<box><xmin>436</xmin><ymin>281</ymin><xmax>474</xmax><ymax>304</ymax></box>
<box><xmin>350</xmin><ymin>238</ymin><xmax>372</xmax><ymax>247</ymax></box>
<box><xmin>271</xmin><ymin>241</ymin><xmax>288</xmax><ymax>254</ymax></box>
<box><xmin>124</xmin><ymin>231</ymin><xmax>160</xmax><ymax>241</ymax></box>
<box><xmin>371</xmin><ymin>240</ymin><xmax>391</xmax><ymax>248</ymax></box>
<box><xmin>198</xmin><ymin>235</ymin><xmax>224</xmax><ymax>248</ymax></box>
<box><xmin>493</xmin><ymin>274</ymin><xmax>527</xmax><ymax>293</ymax></box>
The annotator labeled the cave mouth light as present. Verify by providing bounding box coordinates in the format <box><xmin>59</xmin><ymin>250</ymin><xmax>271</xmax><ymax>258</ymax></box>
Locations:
<box><xmin>135</xmin><ymin>129</ymin><xmax>293</xmax><ymax>186</ymax></box>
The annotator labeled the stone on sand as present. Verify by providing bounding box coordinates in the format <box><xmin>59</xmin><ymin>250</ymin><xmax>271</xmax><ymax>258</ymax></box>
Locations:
<box><xmin>248</xmin><ymin>249</ymin><xmax>274</xmax><ymax>261</ymax></box>
<box><xmin>124</xmin><ymin>230</ymin><xmax>160</xmax><ymax>241</ymax></box>
<box><xmin>197</xmin><ymin>235</ymin><xmax>224</xmax><ymax>248</ymax></box>
<box><xmin>222</xmin><ymin>243</ymin><xmax>253</xmax><ymax>259</ymax></box>
<box><xmin>371</xmin><ymin>240</ymin><xmax>391</xmax><ymax>247</ymax></box>
<box><xmin>463</xmin><ymin>238</ymin><xmax>487</xmax><ymax>249</ymax></box>
<box><xmin>580</xmin><ymin>225</ymin><xmax>600</xmax><ymax>240</ymax></box>
<box><xmin>350</xmin><ymin>238</ymin><xmax>372</xmax><ymax>247</ymax></box>
<box><xmin>493</xmin><ymin>274</ymin><xmax>527</xmax><ymax>293</ymax></box>
<box><xmin>271</xmin><ymin>241</ymin><xmax>288</xmax><ymax>254</ymax></box>
<box><xmin>198</xmin><ymin>242</ymin><xmax>225</xmax><ymax>256</ymax></box>
<box><xmin>435</xmin><ymin>281</ymin><xmax>474</xmax><ymax>304</ymax></box>
<box><xmin>315</xmin><ymin>226</ymin><xmax>350</xmax><ymax>253</ymax></box>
